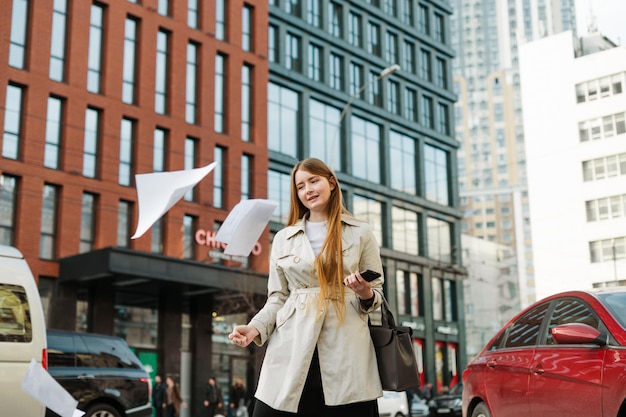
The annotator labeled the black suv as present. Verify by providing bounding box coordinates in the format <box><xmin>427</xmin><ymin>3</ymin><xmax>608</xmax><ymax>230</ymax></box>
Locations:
<box><xmin>46</xmin><ymin>329</ymin><xmax>152</xmax><ymax>417</ymax></box>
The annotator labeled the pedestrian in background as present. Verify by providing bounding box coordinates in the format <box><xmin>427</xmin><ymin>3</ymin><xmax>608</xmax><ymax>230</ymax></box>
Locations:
<box><xmin>229</xmin><ymin>378</ymin><xmax>247</xmax><ymax>417</ymax></box>
<box><xmin>164</xmin><ymin>375</ymin><xmax>186</xmax><ymax>417</ymax></box>
<box><xmin>229</xmin><ymin>158</ymin><xmax>385</xmax><ymax>417</ymax></box>
<box><xmin>152</xmin><ymin>374</ymin><xmax>166</xmax><ymax>417</ymax></box>
<box><xmin>204</xmin><ymin>376</ymin><xmax>223</xmax><ymax>417</ymax></box>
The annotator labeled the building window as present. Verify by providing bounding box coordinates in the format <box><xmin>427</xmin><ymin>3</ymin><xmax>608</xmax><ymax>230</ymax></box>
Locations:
<box><xmin>117</xmin><ymin>200</ymin><xmax>132</xmax><ymax>247</ymax></box>
<box><xmin>216</xmin><ymin>0</ymin><xmax>226</xmax><ymax>41</ymax></box>
<box><xmin>9</xmin><ymin>0</ymin><xmax>29</xmax><ymax>69</ymax></box>
<box><xmin>389</xmin><ymin>131</ymin><xmax>416</xmax><ymax>194</ymax></box>
<box><xmin>432</xmin><ymin>277</ymin><xmax>443</xmax><ymax>320</ymax></box>
<box><xmin>155</xmin><ymin>30</ymin><xmax>170</xmax><ymax>115</ymax></box>
<box><xmin>418</xmin><ymin>4</ymin><xmax>429</xmax><ymax>34</ymax></box>
<box><xmin>405</xmin><ymin>88</ymin><xmax>418</xmax><ymax>122</ymax></box>
<box><xmin>309</xmin><ymin>98</ymin><xmax>340</xmax><ymax>167</ymax></box>
<box><xmin>589</xmin><ymin>237</ymin><xmax>625</xmax><ymax>263</ymax></box>
<box><xmin>436</xmin><ymin>57</ymin><xmax>447</xmax><ymax>88</ymax></box>
<box><xmin>241</xmin><ymin>154</ymin><xmax>252</xmax><ymax>200</ymax></box>
<box><xmin>586</xmin><ymin>194</ymin><xmax>626</xmax><ymax>222</ymax></box>
<box><xmin>351</xmin><ymin>115</ymin><xmax>380</xmax><ymax>183</ymax></box>
<box><xmin>188</xmin><ymin>0</ymin><xmax>198</xmax><ymax>28</ymax></box>
<box><xmin>582</xmin><ymin>153</ymin><xmax>626</xmax><ymax>181</ymax></box>
<box><xmin>286</xmin><ymin>33</ymin><xmax>301</xmax><ymax>72</ymax></box>
<box><xmin>349</xmin><ymin>62</ymin><xmax>364</xmax><ymax>98</ymax></box>
<box><xmin>119</xmin><ymin>118</ymin><xmax>134</xmax><ymax>186</ymax></box>
<box><xmin>215</xmin><ymin>54</ymin><xmax>226</xmax><ymax>133</ymax></box>
<box><xmin>385</xmin><ymin>32</ymin><xmax>397</xmax><ymax>64</ymax></box>
<box><xmin>424</xmin><ymin>144</ymin><xmax>449</xmax><ymax>205</ymax></box>
<box><xmin>307</xmin><ymin>44</ymin><xmax>322</xmax><ymax>82</ymax></box>
<box><xmin>39</xmin><ymin>184</ymin><xmax>59</xmax><ymax>259</ymax></box>
<box><xmin>434</xmin><ymin>12</ymin><xmax>445</xmax><ymax>43</ymax></box>
<box><xmin>383</xmin><ymin>0</ymin><xmax>397</xmax><ymax>17</ymax></box>
<box><xmin>420</xmin><ymin>49</ymin><xmax>431</xmax><ymax>81</ymax></box>
<box><xmin>242</xmin><ymin>65</ymin><xmax>252</xmax><ymax>142</ymax></box>
<box><xmin>0</xmin><ymin>175</ymin><xmax>18</xmax><ymax>246</ymax></box>
<box><xmin>421</xmin><ymin>95</ymin><xmax>433</xmax><ymax>128</ymax></box>
<box><xmin>80</xmin><ymin>193</ymin><xmax>97</xmax><ymax>254</ymax></box>
<box><xmin>396</xmin><ymin>270</ymin><xmax>421</xmax><ymax>316</ymax></box>
<box><xmin>183</xmin><ymin>215</ymin><xmax>196</xmax><ymax>259</ymax></box>
<box><xmin>2</xmin><ymin>84</ymin><xmax>24</xmax><ymax>160</ymax></box>
<box><xmin>83</xmin><ymin>108</ymin><xmax>100</xmax><ymax>178</ymax></box>
<box><xmin>242</xmin><ymin>4</ymin><xmax>253</xmax><ymax>51</ymax></box>
<box><xmin>437</xmin><ymin>102</ymin><xmax>450</xmax><ymax>135</ymax></box>
<box><xmin>391</xmin><ymin>206</ymin><xmax>419</xmax><ymax>255</ymax></box>
<box><xmin>352</xmin><ymin>194</ymin><xmax>383</xmax><ymax>245</ymax></box>
<box><xmin>329</xmin><ymin>53</ymin><xmax>343</xmax><ymax>90</ymax></box>
<box><xmin>268</xmin><ymin>170</ymin><xmax>291</xmax><ymax>224</ymax></box>
<box><xmin>307</xmin><ymin>0</ymin><xmax>322</xmax><ymax>27</ymax></box>
<box><xmin>186</xmin><ymin>42</ymin><xmax>198</xmax><ymax>124</ymax></box>
<box><xmin>213</xmin><ymin>146</ymin><xmax>225</xmax><ymax>209</ymax></box>
<box><xmin>87</xmin><ymin>3</ymin><xmax>105</xmax><ymax>94</ymax></box>
<box><xmin>349</xmin><ymin>13</ymin><xmax>362</xmax><ymax>47</ymax></box>
<box><xmin>268</xmin><ymin>25</ymin><xmax>278</xmax><ymax>63</ymax></box>
<box><xmin>328</xmin><ymin>2</ymin><xmax>342</xmax><ymax>38</ymax></box>
<box><xmin>401</xmin><ymin>0</ymin><xmax>413</xmax><ymax>25</ymax></box>
<box><xmin>285</xmin><ymin>0</ymin><xmax>301</xmax><ymax>17</ymax></box>
<box><xmin>184</xmin><ymin>138</ymin><xmax>197</xmax><ymax>201</ymax></box>
<box><xmin>151</xmin><ymin>219</ymin><xmax>164</xmax><ymax>253</ymax></box>
<box><xmin>44</xmin><ymin>96</ymin><xmax>63</xmax><ymax>169</ymax></box>
<box><xmin>158</xmin><ymin>0</ymin><xmax>169</xmax><ymax>16</ymax></box>
<box><xmin>153</xmin><ymin>128</ymin><xmax>167</xmax><ymax>172</ymax></box>
<box><xmin>428</xmin><ymin>217</ymin><xmax>451</xmax><ymax>262</ymax></box>
<box><xmin>267</xmin><ymin>83</ymin><xmax>299</xmax><ymax>157</ymax></box>
<box><xmin>368</xmin><ymin>71</ymin><xmax>382</xmax><ymax>107</ymax></box>
<box><xmin>402</xmin><ymin>40</ymin><xmax>415</xmax><ymax>74</ymax></box>
<box><xmin>387</xmin><ymin>80</ymin><xmax>400</xmax><ymax>115</ymax></box>
<box><xmin>122</xmin><ymin>17</ymin><xmax>138</xmax><ymax>104</ymax></box>
<box><xmin>367</xmin><ymin>22</ymin><xmax>381</xmax><ymax>56</ymax></box>
<box><xmin>49</xmin><ymin>0</ymin><xmax>68</xmax><ymax>81</ymax></box>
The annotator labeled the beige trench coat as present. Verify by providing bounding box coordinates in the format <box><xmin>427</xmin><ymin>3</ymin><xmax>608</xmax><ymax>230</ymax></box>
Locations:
<box><xmin>249</xmin><ymin>215</ymin><xmax>384</xmax><ymax>412</ymax></box>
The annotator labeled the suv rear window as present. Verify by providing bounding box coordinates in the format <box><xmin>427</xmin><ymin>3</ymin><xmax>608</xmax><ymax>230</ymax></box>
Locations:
<box><xmin>48</xmin><ymin>332</ymin><xmax>143</xmax><ymax>369</ymax></box>
<box><xmin>0</xmin><ymin>284</ymin><xmax>32</xmax><ymax>343</ymax></box>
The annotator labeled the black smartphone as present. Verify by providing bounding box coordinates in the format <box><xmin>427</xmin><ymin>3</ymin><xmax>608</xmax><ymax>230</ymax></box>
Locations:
<box><xmin>359</xmin><ymin>269</ymin><xmax>381</xmax><ymax>282</ymax></box>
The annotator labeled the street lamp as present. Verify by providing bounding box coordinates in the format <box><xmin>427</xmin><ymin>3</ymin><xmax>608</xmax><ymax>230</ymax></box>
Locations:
<box><xmin>328</xmin><ymin>64</ymin><xmax>401</xmax><ymax>169</ymax></box>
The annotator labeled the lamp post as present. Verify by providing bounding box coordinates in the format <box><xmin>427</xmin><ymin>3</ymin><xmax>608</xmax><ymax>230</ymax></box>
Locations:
<box><xmin>328</xmin><ymin>64</ymin><xmax>401</xmax><ymax>169</ymax></box>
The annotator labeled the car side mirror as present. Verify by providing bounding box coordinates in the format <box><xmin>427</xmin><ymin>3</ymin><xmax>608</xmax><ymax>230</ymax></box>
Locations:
<box><xmin>551</xmin><ymin>323</ymin><xmax>608</xmax><ymax>346</ymax></box>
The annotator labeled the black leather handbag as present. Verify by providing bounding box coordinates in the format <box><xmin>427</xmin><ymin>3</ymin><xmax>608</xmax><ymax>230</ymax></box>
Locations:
<box><xmin>369</xmin><ymin>295</ymin><xmax>421</xmax><ymax>392</ymax></box>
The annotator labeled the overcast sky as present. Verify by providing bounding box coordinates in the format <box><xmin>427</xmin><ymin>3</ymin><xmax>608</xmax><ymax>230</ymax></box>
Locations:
<box><xmin>575</xmin><ymin>0</ymin><xmax>626</xmax><ymax>44</ymax></box>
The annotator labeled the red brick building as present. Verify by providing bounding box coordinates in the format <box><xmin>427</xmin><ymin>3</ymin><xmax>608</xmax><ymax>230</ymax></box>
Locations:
<box><xmin>1</xmin><ymin>0</ymin><xmax>270</xmax><ymax>414</ymax></box>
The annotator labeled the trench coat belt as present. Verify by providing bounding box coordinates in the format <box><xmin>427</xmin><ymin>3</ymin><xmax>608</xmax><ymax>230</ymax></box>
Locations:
<box><xmin>292</xmin><ymin>287</ymin><xmax>356</xmax><ymax>296</ymax></box>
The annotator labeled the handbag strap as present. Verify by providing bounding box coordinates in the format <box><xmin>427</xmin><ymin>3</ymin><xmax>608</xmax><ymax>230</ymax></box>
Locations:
<box><xmin>368</xmin><ymin>292</ymin><xmax>397</xmax><ymax>329</ymax></box>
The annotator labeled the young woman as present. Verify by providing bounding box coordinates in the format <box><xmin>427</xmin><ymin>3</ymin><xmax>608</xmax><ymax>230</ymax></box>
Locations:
<box><xmin>229</xmin><ymin>158</ymin><xmax>384</xmax><ymax>417</ymax></box>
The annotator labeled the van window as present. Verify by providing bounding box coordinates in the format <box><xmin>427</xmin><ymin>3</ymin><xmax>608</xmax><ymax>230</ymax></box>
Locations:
<box><xmin>0</xmin><ymin>284</ymin><xmax>33</xmax><ymax>343</ymax></box>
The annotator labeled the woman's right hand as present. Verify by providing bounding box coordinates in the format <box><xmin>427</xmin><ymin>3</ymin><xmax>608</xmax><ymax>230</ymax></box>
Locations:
<box><xmin>228</xmin><ymin>324</ymin><xmax>259</xmax><ymax>347</ymax></box>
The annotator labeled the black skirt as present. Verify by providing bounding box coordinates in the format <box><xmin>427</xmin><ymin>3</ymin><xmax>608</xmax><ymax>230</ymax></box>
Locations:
<box><xmin>252</xmin><ymin>348</ymin><xmax>379</xmax><ymax>417</ymax></box>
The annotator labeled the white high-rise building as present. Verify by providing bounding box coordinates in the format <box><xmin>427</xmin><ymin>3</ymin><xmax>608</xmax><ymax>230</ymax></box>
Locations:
<box><xmin>519</xmin><ymin>30</ymin><xmax>626</xmax><ymax>299</ymax></box>
<box><xmin>451</xmin><ymin>0</ymin><xmax>577</xmax><ymax>307</ymax></box>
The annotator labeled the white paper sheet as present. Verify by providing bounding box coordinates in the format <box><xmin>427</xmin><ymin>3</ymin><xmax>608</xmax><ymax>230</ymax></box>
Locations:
<box><xmin>21</xmin><ymin>359</ymin><xmax>85</xmax><ymax>417</ymax></box>
<box><xmin>132</xmin><ymin>162</ymin><xmax>218</xmax><ymax>239</ymax></box>
<box><xmin>215</xmin><ymin>199</ymin><xmax>278</xmax><ymax>256</ymax></box>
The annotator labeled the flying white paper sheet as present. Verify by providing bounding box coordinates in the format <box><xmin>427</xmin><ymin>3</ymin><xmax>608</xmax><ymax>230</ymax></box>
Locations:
<box><xmin>21</xmin><ymin>359</ymin><xmax>85</xmax><ymax>417</ymax></box>
<box><xmin>215</xmin><ymin>199</ymin><xmax>278</xmax><ymax>256</ymax></box>
<box><xmin>132</xmin><ymin>162</ymin><xmax>218</xmax><ymax>239</ymax></box>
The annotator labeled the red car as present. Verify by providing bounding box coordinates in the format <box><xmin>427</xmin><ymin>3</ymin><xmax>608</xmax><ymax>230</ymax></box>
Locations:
<box><xmin>462</xmin><ymin>288</ymin><xmax>626</xmax><ymax>417</ymax></box>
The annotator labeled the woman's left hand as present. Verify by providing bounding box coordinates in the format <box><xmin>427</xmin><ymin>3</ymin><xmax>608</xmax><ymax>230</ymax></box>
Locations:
<box><xmin>343</xmin><ymin>271</ymin><xmax>374</xmax><ymax>300</ymax></box>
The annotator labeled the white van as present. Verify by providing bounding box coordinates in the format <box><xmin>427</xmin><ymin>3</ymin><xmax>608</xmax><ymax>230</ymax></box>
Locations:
<box><xmin>0</xmin><ymin>245</ymin><xmax>47</xmax><ymax>417</ymax></box>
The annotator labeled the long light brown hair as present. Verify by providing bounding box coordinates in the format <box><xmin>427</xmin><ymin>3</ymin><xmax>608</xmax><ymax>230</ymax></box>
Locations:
<box><xmin>288</xmin><ymin>158</ymin><xmax>351</xmax><ymax>320</ymax></box>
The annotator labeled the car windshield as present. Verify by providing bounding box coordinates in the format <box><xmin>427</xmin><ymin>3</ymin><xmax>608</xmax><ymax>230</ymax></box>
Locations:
<box><xmin>597</xmin><ymin>292</ymin><xmax>626</xmax><ymax>329</ymax></box>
